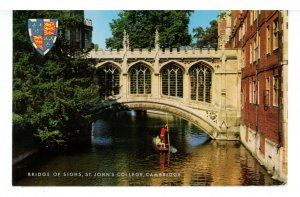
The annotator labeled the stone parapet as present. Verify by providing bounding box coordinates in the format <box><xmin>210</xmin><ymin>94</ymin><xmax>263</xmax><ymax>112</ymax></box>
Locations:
<box><xmin>89</xmin><ymin>48</ymin><xmax>222</xmax><ymax>60</ymax></box>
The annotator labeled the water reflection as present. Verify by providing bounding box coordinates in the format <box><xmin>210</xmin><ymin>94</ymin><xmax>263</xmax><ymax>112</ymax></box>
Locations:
<box><xmin>14</xmin><ymin>111</ymin><xmax>281</xmax><ymax>186</ymax></box>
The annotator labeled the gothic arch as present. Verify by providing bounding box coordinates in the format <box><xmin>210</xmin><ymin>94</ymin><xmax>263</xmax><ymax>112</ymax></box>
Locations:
<box><xmin>188</xmin><ymin>60</ymin><xmax>215</xmax><ymax>73</ymax></box>
<box><xmin>128</xmin><ymin>60</ymin><xmax>154</xmax><ymax>73</ymax></box>
<box><xmin>160</xmin><ymin>60</ymin><xmax>186</xmax><ymax>73</ymax></box>
<box><xmin>95</xmin><ymin>61</ymin><xmax>122</xmax><ymax>72</ymax></box>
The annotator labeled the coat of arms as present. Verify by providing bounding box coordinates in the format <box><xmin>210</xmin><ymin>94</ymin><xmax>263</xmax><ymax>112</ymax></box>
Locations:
<box><xmin>28</xmin><ymin>19</ymin><xmax>58</xmax><ymax>55</ymax></box>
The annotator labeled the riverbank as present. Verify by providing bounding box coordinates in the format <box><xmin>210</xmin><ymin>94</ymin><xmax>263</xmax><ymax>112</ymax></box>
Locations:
<box><xmin>13</xmin><ymin>149</ymin><xmax>38</xmax><ymax>165</ymax></box>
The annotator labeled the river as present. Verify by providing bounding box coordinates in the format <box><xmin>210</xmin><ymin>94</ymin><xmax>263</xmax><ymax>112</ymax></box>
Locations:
<box><xmin>14</xmin><ymin>111</ymin><xmax>281</xmax><ymax>186</ymax></box>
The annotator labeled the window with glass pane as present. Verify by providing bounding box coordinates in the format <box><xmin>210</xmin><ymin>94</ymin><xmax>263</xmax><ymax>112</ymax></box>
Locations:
<box><xmin>266</xmin><ymin>25</ymin><xmax>271</xmax><ymax>54</ymax></box>
<box><xmin>264</xmin><ymin>77</ymin><xmax>270</xmax><ymax>109</ymax></box>
<box><xmin>273</xmin><ymin>19</ymin><xmax>279</xmax><ymax>50</ymax></box>
<box><xmin>129</xmin><ymin>64</ymin><xmax>151</xmax><ymax>95</ymax></box>
<box><xmin>249</xmin><ymin>79</ymin><xmax>252</xmax><ymax>103</ymax></box>
<box><xmin>252</xmin><ymin>80</ymin><xmax>256</xmax><ymax>104</ymax></box>
<box><xmin>254</xmin><ymin>35</ymin><xmax>260</xmax><ymax>61</ymax></box>
<box><xmin>161</xmin><ymin>64</ymin><xmax>183</xmax><ymax>98</ymax></box>
<box><xmin>189</xmin><ymin>64</ymin><xmax>212</xmax><ymax>103</ymax></box>
<box><xmin>97</xmin><ymin>64</ymin><xmax>120</xmax><ymax>99</ymax></box>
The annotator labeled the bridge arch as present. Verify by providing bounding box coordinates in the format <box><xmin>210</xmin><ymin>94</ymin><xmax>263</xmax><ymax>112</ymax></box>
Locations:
<box><xmin>95</xmin><ymin>99</ymin><xmax>220</xmax><ymax>139</ymax></box>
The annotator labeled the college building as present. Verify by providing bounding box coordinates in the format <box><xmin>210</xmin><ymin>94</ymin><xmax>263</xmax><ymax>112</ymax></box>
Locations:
<box><xmin>219</xmin><ymin>10</ymin><xmax>288</xmax><ymax>182</ymax></box>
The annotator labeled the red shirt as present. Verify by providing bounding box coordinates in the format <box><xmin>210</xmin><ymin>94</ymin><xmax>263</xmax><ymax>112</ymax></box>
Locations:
<box><xmin>160</xmin><ymin>127</ymin><xmax>166</xmax><ymax>136</ymax></box>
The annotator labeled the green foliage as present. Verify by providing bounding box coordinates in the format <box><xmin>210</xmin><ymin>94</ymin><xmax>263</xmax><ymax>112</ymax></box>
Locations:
<box><xmin>94</xmin><ymin>44</ymin><xmax>99</xmax><ymax>51</ymax></box>
<box><xmin>13</xmin><ymin>11</ymin><xmax>101</xmax><ymax>150</ymax></box>
<box><xmin>106</xmin><ymin>11</ymin><xmax>193</xmax><ymax>49</ymax></box>
<box><xmin>13</xmin><ymin>113</ymin><xmax>26</xmax><ymax>129</ymax></box>
<box><xmin>218</xmin><ymin>11</ymin><xmax>227</xmax><ymax>19</ymax></box>
<box><xmin>34</xmin><ymin>129</ymin><xmax>65</xmax><ymax>149</ymax></box>
<box><xmin>193</xmin><ymin>20</ymin><xmax>218</xmax><ymax>49</ymax></box>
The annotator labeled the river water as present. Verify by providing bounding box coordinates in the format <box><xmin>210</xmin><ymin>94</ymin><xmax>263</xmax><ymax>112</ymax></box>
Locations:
<box><xmin>14</xmin><ymin>111</ymin><xmax>281</xmax><ymax>186</ymax></box>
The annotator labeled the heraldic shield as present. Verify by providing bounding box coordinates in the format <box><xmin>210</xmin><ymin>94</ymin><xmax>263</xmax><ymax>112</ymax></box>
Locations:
<box><xmin>28</xmin><ymin>19</ymin><xmax>58</xmax><ymax>56</ymax></box>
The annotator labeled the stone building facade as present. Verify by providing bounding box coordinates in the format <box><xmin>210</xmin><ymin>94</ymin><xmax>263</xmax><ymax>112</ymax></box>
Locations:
<box><xmin>89</xmin><ymin>30</ymin><xmax>241</xmax><ymax>140</ymax></box>
<box><xmin>220</xmin><ymin>10</ymin><xmax>288</xmax><ymax>182</ymax></box>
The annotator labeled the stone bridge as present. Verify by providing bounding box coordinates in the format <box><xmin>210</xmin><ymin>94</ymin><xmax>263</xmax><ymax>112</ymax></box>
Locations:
<box><xmin>89</xmin><ymin>30</ymin><xmax>241</xmax><ymax>140</ymax></box>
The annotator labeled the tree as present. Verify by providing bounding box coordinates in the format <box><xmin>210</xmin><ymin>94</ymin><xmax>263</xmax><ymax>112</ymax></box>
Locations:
<box><xmin>106</xmin><ymin>11</ymin><xmax>193</xmax><ymax>49</ymax></box>
<box><xmin>193</xmin><ymin>20</ymin><xmax>218</xmax><ymax>49</ymax></box>
<box><xmin>13</xmin><ymin>11</ymin><xmax>101</xmax><ymax>150</ymax></box>
<box><xmin>218</xmin><ymin>11</ymin><xmax>227</xmax><ymax>19</ymax></box>
<box><xmin>94</xmin><ymin>44</ymin><xmax>99</xmax><ymax>51</ymax></box>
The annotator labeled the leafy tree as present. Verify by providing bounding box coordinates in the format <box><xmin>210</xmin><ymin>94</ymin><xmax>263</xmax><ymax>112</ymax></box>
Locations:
<box><xmin>94</xmin><ymin>44</ymin><xmax>99</xmax><ymax>51</ymax></box>
<box><xmin>13</xmin><ymin>11</ymin><xmax>100</xmax><ymax>150</ymax></box>
<box><xmin>106</xmin><ymin>11</ymin><xmax>193</xmax><ymax>49</ymax></box>
<box><xmin>193</xmin><ymin>20</ymin><xmax>218</xmax><ymax>49</ymax></box>
<box><xmin>218</xmin><ymin>11</ymin><xmax>227</xmax><ymax>19</ymax></box>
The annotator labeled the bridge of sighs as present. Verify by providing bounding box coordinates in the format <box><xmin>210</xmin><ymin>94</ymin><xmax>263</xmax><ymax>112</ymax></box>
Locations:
<box><xmin>88</xmin><ymin>31</ymin><xmax>241</xmax><ymax>140</ymax></box>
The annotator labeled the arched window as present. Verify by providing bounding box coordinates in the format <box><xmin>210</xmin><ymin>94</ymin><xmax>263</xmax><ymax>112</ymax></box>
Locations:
<box><xmin>97</xmin><ymin>64</ymin><xmax>120</xmax><ymax>99</ymax></box>
<box><xmin>161</xmin><ymin>64</ymin><xmax>183</xmax><ymax>98</ymax></box>
<box><xmin>190</xmin><ymin>64</ymin><xmax>212</xmax><ymax>103</ymax></box>
<box><xmin>129</xmin><ymin>64</ymin><xmax>151</xmax><ymax>95</ymax></box>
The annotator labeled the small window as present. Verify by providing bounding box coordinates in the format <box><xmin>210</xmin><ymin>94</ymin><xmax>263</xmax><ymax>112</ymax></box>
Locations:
<box><xmin>264</xmin><ymin>77</ymin><xmax>270</xmax><ymax>107</ymax></box>
<box><xmin>266</xmin><ymin>25</ymin><xmax>271</xmax><ymax>54</ymax></box>
<box><xmin>273</xmin><ymin>19</ymin><xmax>279</xmax><ymax>50</ymax></box>
<box><xmin>273</xmin><ymin>75</ymin><xmax>279</xmax><ymax>107</ymax></box>
<box><xmin>249</xmin><ymin>79</ymin><xmax>252</xmax><ymax>104</ymax></box>
<box><xmin>252</xmin><ymin>80</ymin><xmax>256</xmax><ymax>104</ymax></box>
<box><xmin>254</xmin><ymin>36</ymin><xmax>260</xmax><ymax>61</ymax></box>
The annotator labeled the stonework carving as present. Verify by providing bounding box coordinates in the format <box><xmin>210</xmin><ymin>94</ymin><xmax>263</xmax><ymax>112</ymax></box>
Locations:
<box><xmin>206</xmin><ymin>110</ymin><xmax>218</xmax><ymax>123</ymax></box>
